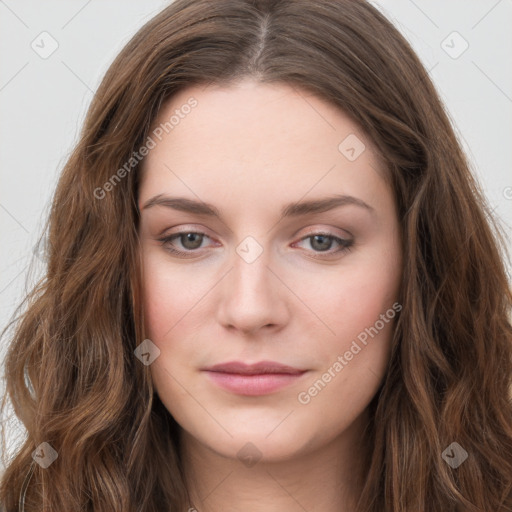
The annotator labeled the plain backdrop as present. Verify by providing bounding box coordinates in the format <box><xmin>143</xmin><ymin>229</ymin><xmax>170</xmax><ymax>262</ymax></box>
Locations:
<box><xmin>1</xmin><ymin>0</ymin><xmax>511</xmax><ymax>468</ymax></box>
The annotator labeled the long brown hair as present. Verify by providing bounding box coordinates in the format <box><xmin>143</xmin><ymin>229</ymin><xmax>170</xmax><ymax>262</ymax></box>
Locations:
<box><xmin>1</xmin><ymin>0</ymin><xmax>511</xmax><ymax>510</ymax></box>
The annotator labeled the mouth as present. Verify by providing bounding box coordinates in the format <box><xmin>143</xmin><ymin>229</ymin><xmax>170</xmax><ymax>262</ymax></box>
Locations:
<box><xmin>201</xmin><ymin>360</ymin><xmax>308</xmax><ymax>396</ymax></box>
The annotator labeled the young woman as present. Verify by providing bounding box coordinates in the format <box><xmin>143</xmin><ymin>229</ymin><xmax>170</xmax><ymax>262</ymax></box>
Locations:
<box><xmin>1</xmin><ymin>0</ymin><xmax>511</xmax><ymax>511</ymax></box>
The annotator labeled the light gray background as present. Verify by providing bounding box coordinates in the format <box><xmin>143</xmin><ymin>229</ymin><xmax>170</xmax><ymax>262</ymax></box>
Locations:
<box><xmin>1</xmin><ymin>0</ymin><xmax>511</xmax><ymax>468</ymax></box>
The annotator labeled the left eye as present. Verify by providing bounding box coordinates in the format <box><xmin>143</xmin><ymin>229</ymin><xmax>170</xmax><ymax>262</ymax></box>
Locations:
<box><xmin>158</xmin><ymin>231</ymin><xmax>353</xmax><ymax>258</ymax></box>
<box><xmin>292</xmin><ymin>233</ymin><xmax>353</xmax><ymax>255</ymax></box>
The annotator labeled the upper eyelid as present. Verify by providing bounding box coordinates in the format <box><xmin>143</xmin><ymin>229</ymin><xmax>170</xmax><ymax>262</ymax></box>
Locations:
<box><xmin>162</xmin><ymin>222</ymin><xmax>352</xmax><ymax>237</ymax></box>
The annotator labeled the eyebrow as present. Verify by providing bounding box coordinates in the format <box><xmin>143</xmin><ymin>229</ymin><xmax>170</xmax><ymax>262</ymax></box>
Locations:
<box><xmin>141</xmin><ymin>194</ymin><xmax>375</xmax><ymax>219</ymax></box>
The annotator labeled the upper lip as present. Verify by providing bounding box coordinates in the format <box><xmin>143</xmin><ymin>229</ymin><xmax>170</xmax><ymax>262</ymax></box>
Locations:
<box><xmin>203</xmin><ymin>361</ymin><xmax>305</xmax><ymax>375</ymax></box>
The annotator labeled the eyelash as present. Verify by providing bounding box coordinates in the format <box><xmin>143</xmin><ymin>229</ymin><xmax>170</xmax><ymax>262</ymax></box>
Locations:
<box><xmin>157</xmin><ymin>229</ymin><xmax>354</xmax><ymax>259</ymax></box>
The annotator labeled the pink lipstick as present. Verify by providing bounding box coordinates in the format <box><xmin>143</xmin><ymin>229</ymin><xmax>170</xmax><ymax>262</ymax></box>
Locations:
<box><xmin>202</xmin><ymin>361</ymin><xmax>307</xmax><ymax>396</ymax></box>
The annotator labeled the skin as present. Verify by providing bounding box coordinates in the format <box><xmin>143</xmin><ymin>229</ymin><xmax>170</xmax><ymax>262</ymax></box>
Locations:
<box><xmin>137</xmin><ymin>78</ymin><xmax>402</xmax><ymax>512</ymax></box>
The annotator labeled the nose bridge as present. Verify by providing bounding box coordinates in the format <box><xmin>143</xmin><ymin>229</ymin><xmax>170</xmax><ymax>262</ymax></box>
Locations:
<box><xmin>231</xmin><ymin>234</ymin><xmax>273</xmax><ymax>299</ymax></box>
<box><xmin>216</xmin><ymin>233</ymin><xmax>288</xmax><ymax>333</ymax></box>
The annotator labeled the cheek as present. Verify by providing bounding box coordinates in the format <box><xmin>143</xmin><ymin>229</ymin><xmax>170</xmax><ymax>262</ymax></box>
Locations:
<box><xmin>140</xmin><ymin>252</ymin><xmax>213</xmax><ymax>402</ymax></box>
<box><xmin>295</xmin><ymin>258</ymin><xmax>400</xmax><ymax>348</ymax></box>
<box><xmin>290</xmin><ymin>247</ymin><xmax>400</xmax><ymax>402</ymax></box>
<box><xmin>141</xmin><ymin>265</ymin><xmax>173</xmax><ymax>341</ymax></box>
<box><xmin>295</xmin><ymin>287</ymin><xmax>397</xmax><ymax>432</ymax></box>
<box><xmin>141</xmin><ymin>251</ymin><xmax>206</xmax><ymax>341</ymax></box>
<box><xmin>140</xmin><ymin>256</ymin><xmax>197</xmax><ymax>414</ymax></box>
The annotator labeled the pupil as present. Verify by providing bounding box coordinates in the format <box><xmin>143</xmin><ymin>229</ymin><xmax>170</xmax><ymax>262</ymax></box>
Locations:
<box><xmin>312</xmin><ymin>235</ymin><xmax>331</xmax><ymax>251</ymax></box>
<box><xmin>183</xmin><ymin>233</ymin><xmax>202</xmax><ymax>249</ymax></box>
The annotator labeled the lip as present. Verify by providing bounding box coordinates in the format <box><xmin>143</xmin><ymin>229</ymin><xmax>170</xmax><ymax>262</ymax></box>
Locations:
<box><xmin>202</xmin><ymin>360</ymin><xmax>307</xmax><ymax>396</ymax></box>
<box><xmin>203</xmin><ymin>360</ymin><xmax>305</xmax><ymax>375</ymax></box>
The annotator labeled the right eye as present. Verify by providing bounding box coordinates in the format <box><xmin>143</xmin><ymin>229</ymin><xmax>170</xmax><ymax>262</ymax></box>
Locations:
<box><xmin>158</xmin><ymin>230</ymin><xmax>215</xmax><ymax>257</ymax></box>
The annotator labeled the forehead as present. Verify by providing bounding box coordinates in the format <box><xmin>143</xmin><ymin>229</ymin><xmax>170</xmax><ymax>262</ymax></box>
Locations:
<box><xmin>138</xmin><ymin>80</ymin><xmax>390</xmax><ymax>215</ymax></box>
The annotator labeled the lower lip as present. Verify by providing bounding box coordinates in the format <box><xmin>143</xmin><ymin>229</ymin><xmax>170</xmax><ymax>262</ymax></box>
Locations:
<box><xmin>204</xmin><ymin>371</ymin><xmax>306</xmax><ymax>396</ymax></box>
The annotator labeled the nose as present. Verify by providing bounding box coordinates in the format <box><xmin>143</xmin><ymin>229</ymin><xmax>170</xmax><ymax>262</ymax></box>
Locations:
<box><xmin>216</xmin><ymin>242</ymin><xmax>290</xmax><ymax>336</ymax></box>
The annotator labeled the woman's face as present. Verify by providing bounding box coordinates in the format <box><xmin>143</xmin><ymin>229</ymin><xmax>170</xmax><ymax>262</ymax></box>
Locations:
<box><xmin>138</xmin><ymin>79</ymin><xmax>402</xmax><ymax>462</ymax></box>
